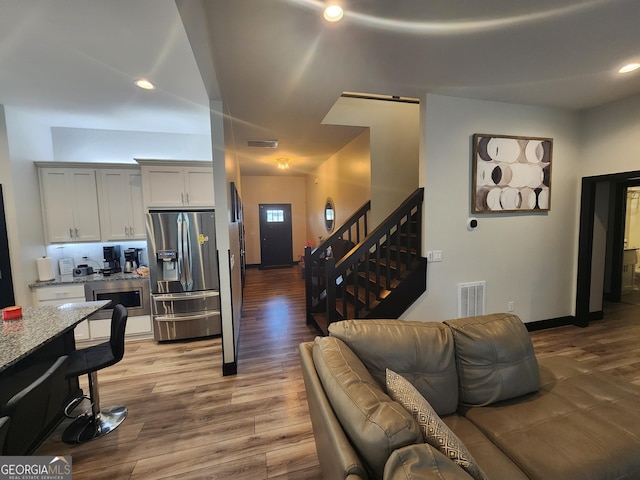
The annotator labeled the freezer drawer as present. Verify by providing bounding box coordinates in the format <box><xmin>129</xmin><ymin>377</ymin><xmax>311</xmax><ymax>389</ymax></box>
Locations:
<box><xmin>151</xmin><ymin>290</ymin><xmax>220</xmax><ymax>341</ymax></box>
<box><xmin>153</xmin><ymin>310</ymin><xmax>221</xmax><ymax>341</ymax></box>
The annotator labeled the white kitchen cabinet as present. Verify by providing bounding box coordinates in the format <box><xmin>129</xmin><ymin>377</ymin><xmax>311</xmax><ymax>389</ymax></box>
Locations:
<box><xmin>89</xmin><ymin>314</ymin><xmax>151</xmax><ymax>340</ymax></box>
<box><xmin>32</xmin><ymin>284</ymin><xmax>90</xmax><ymax>342</ymax></box>
<box><xmin>139</xmin><ymin>161</ymin><xmax>214</xmax><ymax>209</ymax></box>
<box><xmin>99</xmin><ymin>168</ymin><xmax>146</xmax><ymax>241</ymax></box>
<box><xmin>38</xmin><ymin>168</ymin><xmax>101</xmax><ymax>243</ymax></box>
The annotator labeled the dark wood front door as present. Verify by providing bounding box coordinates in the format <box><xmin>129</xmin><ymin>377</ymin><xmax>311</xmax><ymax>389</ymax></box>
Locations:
<box><xmin>259</xmin><ymin>204</ymin><xmax>293</xmax><ymax>269</ymax></box>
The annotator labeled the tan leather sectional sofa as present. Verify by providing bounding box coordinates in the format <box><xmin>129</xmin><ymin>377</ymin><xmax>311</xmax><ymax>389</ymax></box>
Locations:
<box><xmin>299</xmin><ymin>314</ymin><xmax>640</xmax><ymax>479</ymax></box>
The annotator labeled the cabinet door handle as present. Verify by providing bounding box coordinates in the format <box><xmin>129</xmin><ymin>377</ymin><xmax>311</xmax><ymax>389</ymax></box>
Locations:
<box><xmin>130</xmin><ymin>226</ymin><xmax>134</xmax><ymax>236</ymax></box>
<box><xmin>69</xmin><ymin>228</ymin><xmax>74</xmax><ymax>239</ymax></box>
<box><xmin>75</xmin><ymin>228</ymin><xmax>79</xmax><ymax>238</ymax></box>
<box><xmin>186</xmin><ymin>192</ymin><xmax>190</xmax><ymax>205</ymax></box>
<box><xmin>125</xmin><ymin>226</ymin><xmax>129</xmax><ymax>236</ymax></box>
<box><xmin>181</xmin><ymin>192</ymin><xmax>184</xmax><ymax>204</ymax></box>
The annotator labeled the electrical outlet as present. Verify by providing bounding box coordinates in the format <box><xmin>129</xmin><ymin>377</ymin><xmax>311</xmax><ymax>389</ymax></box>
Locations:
<box><xmin>508</xmin><ymin>301</ymin><xmax>515</xmax><ymax>312</ymax></box>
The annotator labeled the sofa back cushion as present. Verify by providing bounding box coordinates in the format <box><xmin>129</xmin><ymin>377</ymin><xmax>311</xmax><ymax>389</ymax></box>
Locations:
<box><xmin>329</xmin><ymin>319</ymin><xmax>459</xmax><ymax>415</ymax></box>
<box><xmin>444</xmin><ymin>313</ymin><xmax>540</xmax><ymax>406</ymax></box>
<box><xmin>313</xmin><ymin>336</ymin><xmax>422</xmax><ymax>479</ymax></box>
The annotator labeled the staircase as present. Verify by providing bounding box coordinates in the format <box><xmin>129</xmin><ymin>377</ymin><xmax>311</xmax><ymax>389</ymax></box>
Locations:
<box><xmin>304</xmin><ymin>188</ymin><xmax>426</xmax><ymax>335</ymax></box>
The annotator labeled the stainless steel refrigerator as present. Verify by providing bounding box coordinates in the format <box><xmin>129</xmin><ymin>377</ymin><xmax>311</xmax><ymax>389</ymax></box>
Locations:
<box><xmin>146</xmin><ymin>210</ymin><xmax>221</xmax><ymax>341</ymax></box>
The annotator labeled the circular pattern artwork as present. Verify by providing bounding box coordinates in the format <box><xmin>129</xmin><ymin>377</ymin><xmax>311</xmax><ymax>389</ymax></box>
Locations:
<box><xmin>472</xmin><ymin>134</ymin><xmax>552</xmax><ymax>213</ymax></box>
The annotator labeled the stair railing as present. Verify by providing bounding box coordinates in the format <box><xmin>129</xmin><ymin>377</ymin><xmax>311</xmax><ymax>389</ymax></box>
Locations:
<box><xmin>304</xmin><ymin>200</ymin><xmax>371</xmax><ymax>324</ymax></box>
<box><xmin>324</xmin><ymin>188</ymin><xmax>424</xmax><ymax>325</ymax></box>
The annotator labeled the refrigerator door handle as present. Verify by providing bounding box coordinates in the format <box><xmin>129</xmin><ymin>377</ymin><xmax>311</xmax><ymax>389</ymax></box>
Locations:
<box><xmin>178</xmin><ymin>213</ymin><xmax>193</xmax><ymax>291</ymax></box>
<box><xmin>177</xmin><ymin>213</ymin><xmax>187</xmax><ymax>290</ymax></box>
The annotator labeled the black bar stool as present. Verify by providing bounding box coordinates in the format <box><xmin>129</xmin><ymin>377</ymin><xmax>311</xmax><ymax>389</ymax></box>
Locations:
<box><xmin>63</xmin><ymin>304</ymin><xmax>128</xmax><ymax>444</ymax></box>
<box><xmin>1</xmin><ymin>355</ymin><xmax>68</xmax><ymax>455</ymax></box>
<box><xmin>0</xmin><ymin>416</ymin><xmax>9</xmax><ymax>454</ymax></box>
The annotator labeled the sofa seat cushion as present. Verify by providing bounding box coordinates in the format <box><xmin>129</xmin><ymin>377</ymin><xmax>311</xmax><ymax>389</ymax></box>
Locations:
<box><xmin>312</xmin><ymin>336</ymin><xmax>422</xmax><ymax>479</ymax></box>
<box><xmin>444</xmin><ymin>313</ymin><xmax>540</xmax><ymax>406</ymax></box>
<box><xmin>461</xmin><ymin>356</ymin><xmax>640</xmax><ymax>480</ymax></box>
<box><xmin>442</xmin><ymin>415</ymin><xmax>529</xmax><ymax>480</ymax></box>
<box><xmin>386</xmin><ymin>369</ymin><xmax>488</xmax><ymax>480</ymax></box>
<box><xmin>329</xmin><ymin>319</ymin><xmax>459</xmax><ymax>415</ymax></box>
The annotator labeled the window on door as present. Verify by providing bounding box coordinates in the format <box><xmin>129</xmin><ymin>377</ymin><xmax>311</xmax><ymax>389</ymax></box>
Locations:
<box><xmin>266</xmin><ymin>209</ymin><xmax>284</xmax><ymax>223</ymax></box>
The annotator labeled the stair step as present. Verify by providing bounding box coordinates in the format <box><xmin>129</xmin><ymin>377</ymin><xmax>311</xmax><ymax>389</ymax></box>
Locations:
<box><xmin>356</xmin><ymin>270</ymin><xmax>401</xmax><ymax>292</ymax></box>
<box><xmin>343</xmin><ymin>285</ymin><xmax>381</xmax><ymax>311</ymax></box>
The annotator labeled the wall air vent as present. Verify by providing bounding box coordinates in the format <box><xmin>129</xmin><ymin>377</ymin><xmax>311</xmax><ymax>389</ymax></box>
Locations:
<box><xmin>457</xmin><ymin>281</ymin><xmax>486</xmax><ymax>318</ymax></box>
<box><xmin>247</xmin><ymin>139</ymin><xmax>278</xmax><ymax>148</ymax></box>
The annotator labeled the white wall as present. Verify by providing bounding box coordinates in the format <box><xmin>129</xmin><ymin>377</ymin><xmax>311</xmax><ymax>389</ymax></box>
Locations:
<box><xmin>404</xmin><ymin>95</ymin><xmax>582</xmax><ymax>323</ymax></box>
<box><xmin>323</xmin><ymin>96</ymin><xmax>419</xmax><ymax>226</ymax></box>
<box><xmin>306</xmin><ymin>130</ymin><xmax>371</xmax><ymax>247</ymax></box>
<box><xmin>242</xmin><ymin>175</ymin><xmax>307</xmax><ymax>265</ymax></box>
<box><xmin>52</xmin><ymin>127</ymin><xmax>211</xmax><ymax>163</ymax></box>
<box><xmin>2</xmin><ymin>108</ymin><xmax>54</xmax><ymax>305</ymax></box>
<box><xmin>581</xmin><ymin>94</ymin><xmax>640</xmax><ymax>177</ymax></box>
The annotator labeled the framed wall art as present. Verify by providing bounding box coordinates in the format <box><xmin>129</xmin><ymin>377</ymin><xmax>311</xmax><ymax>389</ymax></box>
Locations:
<box><xmin>472</xmin><ymin>133</ymin><xmax>553</xmax><ymax>213</ymax></box>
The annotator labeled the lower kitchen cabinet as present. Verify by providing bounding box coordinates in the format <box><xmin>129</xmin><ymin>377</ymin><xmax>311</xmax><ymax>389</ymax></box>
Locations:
<box><xmin>32</xmin><ymin>284</ymin><xmax>152</xmax><ymax>342</ymax></box>
<box><xmin>87</xmin><ymin>314</ymin><xmax>151</xmax><ymax>341</ymax></box>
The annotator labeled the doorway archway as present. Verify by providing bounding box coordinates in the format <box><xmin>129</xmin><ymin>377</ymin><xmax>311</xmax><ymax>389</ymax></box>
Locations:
<box><xmin>576</xmin><ymin>170</ymin><xmax>640</xmax><ymax>326</ymax></box>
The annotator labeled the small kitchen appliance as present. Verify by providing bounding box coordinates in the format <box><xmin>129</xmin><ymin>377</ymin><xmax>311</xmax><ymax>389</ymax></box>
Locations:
<box><xmin>123</xmin><ymin>248</ymin><xmax>143</xmax><ymax>273</ymax></box>
<box><xmin>73</xmin><ymin>265</ymin><xmax>94</xmax><ymax>277</ymax></box>
<box><xmin>102</xmin><ymin>245</ymin><xmax>121</xmax><ymax>275</ymax></box>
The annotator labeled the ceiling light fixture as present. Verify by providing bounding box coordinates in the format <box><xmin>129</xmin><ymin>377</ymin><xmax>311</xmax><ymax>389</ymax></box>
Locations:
<box><xmin>619</xmin><ymin>63</ymin><xmax>640</xmax><ymax>74</ymax></box>
<box><xmin>135</xmin><ymin>78</ymin><xmax>155</xmax><ymax>90</ymax></box>
<box><xmin>276</xmin><ymin>158</ymin><xmax>290</xmax><ymax>170</ymax></box>
<box><xmin>323</xmin><ymin>3</ymin><xmax>344</xmax><ymax>22</ymax></box>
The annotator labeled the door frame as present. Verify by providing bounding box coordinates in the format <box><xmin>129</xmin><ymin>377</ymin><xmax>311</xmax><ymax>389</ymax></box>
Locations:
<box><xmin>0</xmin><ymin>185</ymin><xmax>15</xmax><ymax>308</ymax></box>
<box><xmin>576</xmin><ymin>170</ymin><xmax>640</xmax><ymax>326</ymax></box>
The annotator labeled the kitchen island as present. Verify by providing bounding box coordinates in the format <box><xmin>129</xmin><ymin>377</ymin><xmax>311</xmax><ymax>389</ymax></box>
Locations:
<box><xmin>1</xmin><ymin>301</ymin><xmax>109</xmax><ymax>454</ymax></box>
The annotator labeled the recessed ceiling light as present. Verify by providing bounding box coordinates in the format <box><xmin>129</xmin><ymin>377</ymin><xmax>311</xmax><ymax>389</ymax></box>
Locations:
<box><xmin>324</xmin><ymin>4</ymin><xmax>344</xmax><ymax>22</ymax></box>
<box><xmin>618</xmin><ymin>63</ymin><xmax>640</xmax><ymax>74</ymax></box>
<box><xmin>135</xmin><ymin>78</ymin><xmax>155</xmax><ymax>90</ymax></box>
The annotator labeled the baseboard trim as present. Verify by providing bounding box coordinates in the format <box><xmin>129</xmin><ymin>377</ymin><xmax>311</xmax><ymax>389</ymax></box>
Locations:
<box><xmin>223</xmin><ymin>361</ymin><xmax>237</xmax><ymax>376</ymax></box>
<box><xmin>525</xmin><ymin>315</ymin><xmax>575</xmax><ymax>332</ymax></box>
<box><xmin>587</xmin><ymin>310</ymin><xmax>604</xmax><ymax>322</ymax></box>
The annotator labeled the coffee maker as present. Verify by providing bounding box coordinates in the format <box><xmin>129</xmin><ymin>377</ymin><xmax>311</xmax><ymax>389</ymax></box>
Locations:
<box><xmin>103</xmin><ymin>245</ymin><xmax>121</xmax><ymax>275</ymax></box>
<box><xmin>123</xmin><ymin>248</ymin><xmax>143</xmax><ymax>273</ymax></box>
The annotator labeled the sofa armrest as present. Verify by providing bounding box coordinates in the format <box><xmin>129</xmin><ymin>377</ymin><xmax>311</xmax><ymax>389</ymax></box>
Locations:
<box><xmin>299</xmin><ymin>342</ymin><xmax>369</xmax><ymax>480</ymax></box>
<box><xmin>384</xmin><ymin>444</ymin><xmax>474</xmax><ymax>480</ymax></box>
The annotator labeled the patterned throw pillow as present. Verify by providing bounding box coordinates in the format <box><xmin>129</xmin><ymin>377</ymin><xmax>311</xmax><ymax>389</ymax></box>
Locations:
<box><xmin>386</xmin><ymin>368</ymin><xmax>488</xmax><ymax>480</ymax></box>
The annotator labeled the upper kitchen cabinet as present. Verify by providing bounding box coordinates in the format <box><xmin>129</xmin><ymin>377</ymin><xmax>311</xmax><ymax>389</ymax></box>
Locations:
<box><xmin>38</xmin><ymin>167</ymin><xmax>101</xmax><ymax>243</ymax></box>
<box><xmin>137</xmin><ymin>159</ymin><xmax>214</xmax><ymax>209</ymax></box>
<box><xmin>98</xmin><ymin>168</ymin><xmax>146</xmax><ymax>241</ymax></box>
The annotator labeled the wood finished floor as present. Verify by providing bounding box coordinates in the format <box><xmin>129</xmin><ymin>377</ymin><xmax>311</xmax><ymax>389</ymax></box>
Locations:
<box><xmin>35</xmin><ymin>266</ymin><xmax>640</xmax><ymax>478</ymax></box>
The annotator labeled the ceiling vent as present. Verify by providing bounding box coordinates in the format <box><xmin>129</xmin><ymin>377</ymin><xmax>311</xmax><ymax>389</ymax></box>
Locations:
<box><xmin>247</xmin><ymin>139</ymin><xmax>278</xmax><ymax>148</ymax></box>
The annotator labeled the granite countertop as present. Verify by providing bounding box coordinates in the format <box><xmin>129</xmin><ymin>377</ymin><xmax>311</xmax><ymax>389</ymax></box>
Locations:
<box><xmin>30</xmin><ymin>271</ymin><xmax>149</xmax><ymax>288</ymax></box>
<box><xmin>0</xmin><ymin>301</ymin><xmax>109</xmax><ymax>372</ymax></box>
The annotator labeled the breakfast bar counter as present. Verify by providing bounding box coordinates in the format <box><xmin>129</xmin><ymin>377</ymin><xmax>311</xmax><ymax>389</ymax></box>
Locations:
<box><xmin>1</xmin><ymin>301</ymin><xmax>109</xmax><ymax>373</ymax></box>
<box><xmin>0</xmin><ymin>301</ymin><xmax>109</xmax><ymax>454</ymax></box>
